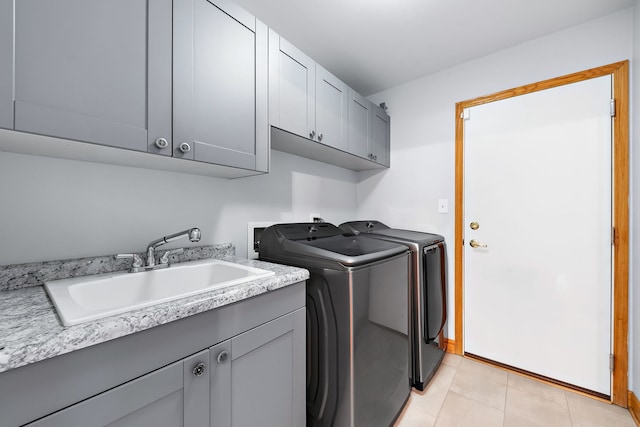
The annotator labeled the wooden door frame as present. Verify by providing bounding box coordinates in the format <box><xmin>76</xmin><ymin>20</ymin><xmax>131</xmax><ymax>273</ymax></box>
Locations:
<box><xmin>454</xmin><ymin>61</ymin><xmax>629</xmax><ymax>407</ymax></box>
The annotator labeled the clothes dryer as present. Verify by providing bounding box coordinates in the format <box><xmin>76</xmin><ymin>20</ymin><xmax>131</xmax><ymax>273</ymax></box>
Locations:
<box><xmin>340</xmin><ymin>220</ymin><xmax>447</xmax><ymax>391</ymax></box>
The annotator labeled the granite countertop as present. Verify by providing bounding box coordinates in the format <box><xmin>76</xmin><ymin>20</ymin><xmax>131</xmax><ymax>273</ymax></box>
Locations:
<box><xmin>0</xmin><ymin>247</ymin><xmax>309</xmax><ymax>374</ymax></box>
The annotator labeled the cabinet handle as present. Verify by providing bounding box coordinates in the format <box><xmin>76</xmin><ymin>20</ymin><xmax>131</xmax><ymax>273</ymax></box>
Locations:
<box><xmin>179</xmin><ymin>142</ymin><xmax>192</xmax><ymax>153</ymax></box>
<box><xmin>217</xmin><ymin>350</ymin><xmax>229</xmax><ymax>364</ymax></box>
<box><xmin>192</xmin><ymin>362</ymin><xmax>206</xmax><ymax>377</ymax></box>
<box><xmin>318</xmin><ymin>133</ymin><xmax>323</xmax><ymax>142</ymax></box>
<box><xmin>309</xmin><ymin>130</ymin><xmax>316</xmax><ymax>139</ymax></box>
<box><xmin>155</xmin><ymin>137</ymin><xmax>169</xmax><ymax>149</ymax></box>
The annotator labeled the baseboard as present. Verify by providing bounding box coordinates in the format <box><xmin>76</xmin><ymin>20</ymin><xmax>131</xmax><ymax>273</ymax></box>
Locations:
<box><xmin>629</xmin><ymin>391</ymin><xmax>640</xmax><ymax>426</ymax></box>
<box><xmin>442</xmin><ymin>337</ymin><xmax>456</xmax><ymax>354</ymax></box>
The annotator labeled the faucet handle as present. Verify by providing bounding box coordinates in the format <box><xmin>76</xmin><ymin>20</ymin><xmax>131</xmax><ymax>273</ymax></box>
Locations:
<box><xmin>116</xmin><ymin>253</ymin><xmax>144</xmax><ymax>268</ymax></box>
<box><xmin>159</xmin><ymin>248</ymin><xmax>184</xmax><ymax>265</ymax></box>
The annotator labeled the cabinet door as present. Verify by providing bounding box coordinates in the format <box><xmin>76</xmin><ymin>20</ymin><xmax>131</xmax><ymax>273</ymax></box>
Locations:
<box><xmin>0</xmin><ymin>0</ymin><xmax>12</xmax><ymax>130</ymax></box>
<box><xmin>209</xmin><ymin>309</ymin><xmax>306</xmax><ymax>427</ymax></box>
<box><xmin>269</xmin><ymin>31</ymin><xmax>316</xmax><ymax>140</ymax></box>
<box><xmin>315</xmin><ymin>65</ymin><xmax>349</xmax><ymax>151</ymax></box>
<box><xmin>348</xmin><ymin>89</ymin><xmax>372</xmax><ymax>158</ymax></box>
<box><xmin>27</xmin><ymin>350</ymin><xmax>210</xmax><ymax>427</ymax></box>
<box><xmin>370</xmin><ymin>103</ymin><xmax>391</xmax><ymax>166</ymax></box>
<box><xmin>13</xmin><ymin>0</ymin><xmax>172</xmax><ymax>154</ymax></box>
<box><xmin>174</xmin><ymin>0</ymin><xmax>268</xmax><ymax>172</ymax></box>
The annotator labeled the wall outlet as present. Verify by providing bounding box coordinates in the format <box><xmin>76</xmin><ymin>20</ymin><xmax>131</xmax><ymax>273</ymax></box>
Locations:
<box><xmin>247</xmin><ymin>221</ymin><xmax>275</xmax><ymax>259</ymax></box>
<box><xmin>438</xmin><ymin>199</ymin><xmax>449</xmax><ymax>214</ymax></box>
<box><xmin>309</xmin><ymin>213</ymin><xmax>324</xmax><ymax>223</ymax></box>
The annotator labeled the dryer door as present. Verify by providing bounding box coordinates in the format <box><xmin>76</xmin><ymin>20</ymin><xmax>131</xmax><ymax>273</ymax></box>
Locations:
<box><xmin>423</xmin><ymin>242</ymin><xmax>447</xmax><ymax>341</ymax></box>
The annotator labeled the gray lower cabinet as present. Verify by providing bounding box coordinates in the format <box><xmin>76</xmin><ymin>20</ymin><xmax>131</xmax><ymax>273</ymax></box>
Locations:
<box><xmin>26</xmin><ymin>350</ymin><xmax>210</xmax><ymax>427</ymax></box>
<box><xmin>0</xmin><ymin>0</ymin><xmax>12</xmax><ymax>130</ymax></box>
<box><xmin>13</xmin><ymin>0</ymin><xmax>172</xmax><ymax>155</ymax></box>
<box><xmin>210</xmin><ymin>310</ymin><xmax>306</xmax><ymax>426</ymax></box>
<box><xmin>24</xmin><ymin>310</ymin><xmax>305</xmax><ymax>427</ymax></box>
<box><xmin>174</xmin><ymin>0</ymin><xmax>269</xmax><ymax>172</ymax></box>
<box><xmin>1</xmin><ymin>282</ymin><xmax>305</xmax><ymax>427</ymax></box>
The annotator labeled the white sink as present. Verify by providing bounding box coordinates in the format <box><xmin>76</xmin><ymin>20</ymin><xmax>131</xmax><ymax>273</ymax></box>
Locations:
<box><xmin>45</xmin><ymin>259</ymin><xmax>275</xmax><ymax>326</ymax></box>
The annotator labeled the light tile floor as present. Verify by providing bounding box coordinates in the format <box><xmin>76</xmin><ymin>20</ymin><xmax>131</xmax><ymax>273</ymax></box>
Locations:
<box><xmin>394</xmin><ymin>354</ymin><xmax>636</xmax><ymax>427</ymax></box>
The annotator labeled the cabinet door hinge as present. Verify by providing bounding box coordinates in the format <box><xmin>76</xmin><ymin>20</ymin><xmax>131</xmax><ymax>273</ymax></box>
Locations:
<box><xmin>610</xmin><ymin>99</ymin><xmax>616</xmax><ymax>117</ymax></box>
<box><xmin>610</xmin><ymin>353</ymin><xmax>615</xmax><ymax>371</ymax></box>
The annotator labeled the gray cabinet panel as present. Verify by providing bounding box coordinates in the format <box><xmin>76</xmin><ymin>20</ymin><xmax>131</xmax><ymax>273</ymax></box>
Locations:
<box><xmin>14</xmin><ymin>0</ymin><xmax>168</xmax><ymax>153</ymax></box>
<box><xmin>174</xmin><ymin>0</ymin><xmax>267</xmax><ymax>171</ymax></box>
<box><xmin>28</xmin><ymin>350</ymin><xmax>211</xmax><ymax>427</ymax></box>
<box><xmin>146</xmin><ymin>0</ymin><xmax>174</xmax><ymax>156</ymax></box>
<box><xmin>183</xmin><ymin>350</ymin><xmax>211</xmax><ymax>427</ymax></box>
<box><xmin>0</xmin><ymin>0</ymin><xmax>12</xmax><ymax>130</ymax></box>
<box><xmin>348</xmin><ymin>90</ymin><xmax>372</xmax><ymax>158</ymax></box>
<box><xmin>316</xmin><ymin>65</ymin><xmax>349</xmax><ymax>151</ymax></box>
<box><xmin>230</xmin><ymin>309</ymin><xmax>305</xmax><ymax>427</ymax></box>
<box><xmin>371</xmin><ymin>104</ymin><xmax>391</xmax><ymax>167</ymax></box>
<box><xmin>27</xmin><ymin>360</ymin><xmax>185</xmax><ymax>427</ymax></box>
<box><xmin>209</xmin><ymin>340</ymin><xmax>232</xmax><ymax>427</ymax></box>
<box><xmin>270</xmin><ymin>32</ymin><xmax>316</xmax><ymax>139</ymax></box>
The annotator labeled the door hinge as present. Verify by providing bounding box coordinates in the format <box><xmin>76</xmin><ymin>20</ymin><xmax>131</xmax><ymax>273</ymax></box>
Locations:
<box><xmin>461</xmin><ymin>108</ymin><xmax>471</xmax><ymax>120</ymax></box>
<box><xmin>611</xmin><ymin>226</ymin><xmax>616</xmax><ymax>246</ymax></box>
<box><xmin>610</xmin><ymin>99</ymin><xmax>616</xmax><ymax>117</ymax></box>
<box><xmin>610</xmin><ymin>353</ymin><xmax>615</xmax><ymax>371</ymax></box>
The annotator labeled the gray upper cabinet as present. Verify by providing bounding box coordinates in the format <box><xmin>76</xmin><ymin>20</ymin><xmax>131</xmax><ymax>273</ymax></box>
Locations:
<box><xmin>269</xmin><ymin>32</ymin><xmax>349</xmax><ymax>151</ymax></box>
<box><xmin>269</xmin><ymin>30</ymin><xmax>390</xmax><ymax>171</ymax></box>
<box><xmin>174</xmin><ymin>0</ymin><xmax>268</xmax><ymax>172</ymax></box>
<box><xmin>27</xmin><ymin>350</ymin><xmax>210</xmax><ymax>427</ymax></box>
<box><xmin>348</xmin><ymin>89</ymin><xmax>372</xmax><ymax>158</ymax></box>
<box><xmin>269</xmin><ymin>31</ymin><xmax>316</xmax><ymax>139</ymax></box>
<box><xmin>0</xmin><ymin>0</ymin><xmax>12</xmax><ymax>130</ymax></box>
<box><xmin>370</xmin><ymin>103</ymin><xmax>391</xmax><ymax>167</ymax></box>
<box><xmin>315</xmin><ymin>65</ymin><xmax>349</xmax><ymax>151</ymax></box>
<box><xmin>13</xmin><ymin>0</ymin><xmax>172</xmax><ymax>155</ymax></box>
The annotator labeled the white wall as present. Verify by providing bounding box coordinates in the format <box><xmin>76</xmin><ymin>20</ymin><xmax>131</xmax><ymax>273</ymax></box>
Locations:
<box><xmin>360</xmin><ymin>9</ymin><xmax>634</xmax><ymax>344</ymax></box>
<box><xmin>0</xmin><ymin>149</ymin><xmax>358</xmax><ymax>265</ymax></box>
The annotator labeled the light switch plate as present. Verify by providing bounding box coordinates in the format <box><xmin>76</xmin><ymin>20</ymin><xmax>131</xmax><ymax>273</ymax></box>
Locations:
<box><xmin>438</xmin><ymin>199</ymin><xmax>449</xmax><ymax>214</ymax></box>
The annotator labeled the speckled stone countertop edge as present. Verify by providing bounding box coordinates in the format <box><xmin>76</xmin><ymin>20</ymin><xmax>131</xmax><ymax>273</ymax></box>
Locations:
<box><xmin>0</xmin><ymin>244</ymin><xmax>236</xmax><ymax>291</ymax></box>
<box><xmin>0</xmin><ymin>255</ymin><xmax>309</xmax><ymax>374</ymax></box>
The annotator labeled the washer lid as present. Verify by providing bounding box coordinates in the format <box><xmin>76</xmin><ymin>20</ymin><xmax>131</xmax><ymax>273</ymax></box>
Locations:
<box><xmin>259</xmin><ymin>223</ymin><xmax>407</xmax><ymax>268</ymax></box>
<box><xmin>340</xmin><ymin>221</ymin><xmax>444</xmax><ymax>246</ymax></box>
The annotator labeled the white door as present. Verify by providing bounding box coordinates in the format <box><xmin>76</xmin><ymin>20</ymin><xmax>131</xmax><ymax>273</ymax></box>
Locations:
<box><xmin>463</xmin><ymin>75</ymin><xmax>612</xmax><ymax>395</ymax></box>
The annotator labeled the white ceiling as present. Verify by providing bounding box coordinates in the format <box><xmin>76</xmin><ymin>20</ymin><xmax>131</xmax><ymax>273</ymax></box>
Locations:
<box><xmin>233</xmin><ymin>0</ymin><xmax>635</xmax><ymax>96</ymax></box>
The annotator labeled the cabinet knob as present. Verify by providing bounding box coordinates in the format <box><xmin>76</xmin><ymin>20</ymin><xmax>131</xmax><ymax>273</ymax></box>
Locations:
<box><xmin>317</xmin><ymin>133</ymin><xmax>323</xmax><ymax>142</ymax></box>
<box><xmin>309</xmin><ymin>130</ymin><xmax>316</xmax><ymax>139</ymax></box>
<box><xmin>192</xmin><ymin>362</ymin><xmax>206</xmax><ymax>377</ymax></box>
<box><xmin>217</xmin><ymin>350</ymin><xmax>229</xmax><ymax>364</ymax></box>
<box><xmin>179</xmin><ymin>142</ymin><xmax>192</xmax><ymax>153</ymax></box>
<box><xmin>155</xmin><ymin>138</ymin><xmax>169</xmax><ymax>149</ymax></box>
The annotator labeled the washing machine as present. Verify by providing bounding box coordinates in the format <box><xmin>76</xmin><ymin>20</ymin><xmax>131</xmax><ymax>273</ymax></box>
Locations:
<box><xmin>259</xmin><ymin>222</ymin><xmax>411</xmax><ymax>427</ymax></box>
<box><xmin>340</xmin><ymin>220</ymin><xmax>447</xmax><ymax>391</ymax></box>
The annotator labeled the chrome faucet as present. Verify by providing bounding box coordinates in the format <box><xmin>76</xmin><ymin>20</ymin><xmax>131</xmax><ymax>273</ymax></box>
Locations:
<box><xmin>117</xmin><ymin>227</ymin><xmax>201</xmax><ymax>273</ymax></box>
<box><xmin>145</xmin><ymin>228</ymin><xmax>202</xmax><ymax>267</ymax></box>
